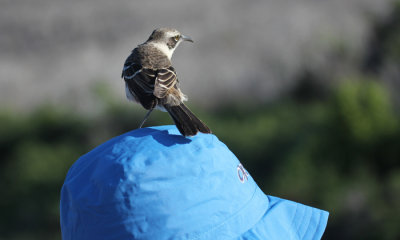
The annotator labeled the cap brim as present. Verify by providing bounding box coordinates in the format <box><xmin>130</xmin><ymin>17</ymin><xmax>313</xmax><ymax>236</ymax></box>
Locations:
<box><xmin>238</xmin><ymin>195</ymin><xmax>329</xmax><ymax>240</ymax></box>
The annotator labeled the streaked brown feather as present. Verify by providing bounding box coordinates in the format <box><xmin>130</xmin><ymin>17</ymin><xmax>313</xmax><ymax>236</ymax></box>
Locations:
<box><xmin>154</xmin><ymin>66</ymin><xmax>177</xmax><ymax>98</ymax></box>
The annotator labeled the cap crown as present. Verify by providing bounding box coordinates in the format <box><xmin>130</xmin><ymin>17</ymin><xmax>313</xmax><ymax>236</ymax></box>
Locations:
<box><xmin>60</xmin><ymin>125</ymin><xmax>269</xmax><ymax>240</ymax></box>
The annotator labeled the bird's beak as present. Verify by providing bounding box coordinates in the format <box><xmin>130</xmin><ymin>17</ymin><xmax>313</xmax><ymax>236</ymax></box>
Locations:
<box><xmin>181</xmin><ymin>35</ymin><xmax>194</xmax><ymax>43</ymax></box>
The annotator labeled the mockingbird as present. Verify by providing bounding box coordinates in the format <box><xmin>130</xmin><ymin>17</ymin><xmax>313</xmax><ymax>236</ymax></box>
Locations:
<box><xmin>122</xmin><ymin>28</ymin><xmax>212</xmax><ymax>137</ymax></box>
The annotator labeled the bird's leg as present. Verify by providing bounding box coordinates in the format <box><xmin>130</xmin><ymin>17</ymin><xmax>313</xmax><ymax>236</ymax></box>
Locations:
<box><xmin>139</xmin><ymin>108</ymin><xmax>154</xmax><ymax>128</ymax></box>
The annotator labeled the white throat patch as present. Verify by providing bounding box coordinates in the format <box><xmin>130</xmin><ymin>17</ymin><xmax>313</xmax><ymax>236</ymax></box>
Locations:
<box><xmin>150</xmin><ymin>42</ymin><xmax>175</xmax><ymax>60</ymax></box>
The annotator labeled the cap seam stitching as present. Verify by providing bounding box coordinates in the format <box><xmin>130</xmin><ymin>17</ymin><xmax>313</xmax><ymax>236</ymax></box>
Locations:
<box><xmin>298</xmin><ymin>207</ymin><xmax>311</xmax><ymax>240</ymax></box>
<box><xmin>309</xmin><ymin>210</ymin><xmax>322</xmax><ymax>240</ymax></box>
<box><xmin>289</xmin><ymin>204</ymin><xmax>299</xmax><ymax>240</ymax></box>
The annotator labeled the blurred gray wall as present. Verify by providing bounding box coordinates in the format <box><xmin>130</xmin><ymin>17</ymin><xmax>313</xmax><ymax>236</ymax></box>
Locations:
<box><xmin>0</xmin><ymin>0</ymin><xmax>393</xmax><ymax>112</ymax></box>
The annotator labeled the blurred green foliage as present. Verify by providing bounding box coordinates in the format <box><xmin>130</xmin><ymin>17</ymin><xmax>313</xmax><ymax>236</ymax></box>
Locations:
<box><xmin>2</xmin><ymin>1</ymin><xmax>400</xmax><ymax>240</ymax></box>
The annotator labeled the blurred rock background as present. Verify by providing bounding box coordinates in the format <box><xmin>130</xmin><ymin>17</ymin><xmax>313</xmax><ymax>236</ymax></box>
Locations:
<box><xmin>1</xmin><ymin>0</ymin><xmax>400</xmax><ymax>239</ymax></box>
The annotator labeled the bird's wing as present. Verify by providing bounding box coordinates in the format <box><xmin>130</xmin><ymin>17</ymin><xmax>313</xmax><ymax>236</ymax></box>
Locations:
<box><xmin>122</xmin><ymin>62</ymin><xmax>158</xmax><ymax>109</ymax></box>
<box><xmin>154</xmin><ymin>66</ymin><xmax>177</xmax><ymax>99</ymax></box>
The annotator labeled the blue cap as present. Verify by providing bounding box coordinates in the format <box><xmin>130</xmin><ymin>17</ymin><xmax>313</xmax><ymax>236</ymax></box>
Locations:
<box><xmin>60</xmin><ymin>125</ymin><xmax>328</xmax><ymax>240</ymax></box>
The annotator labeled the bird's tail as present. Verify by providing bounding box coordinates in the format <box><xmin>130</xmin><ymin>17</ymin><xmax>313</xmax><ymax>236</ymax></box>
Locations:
<box><xmin>164</xmin><ymin>103</ymin><xmax>212</xmax><ymax>137</ymax></box>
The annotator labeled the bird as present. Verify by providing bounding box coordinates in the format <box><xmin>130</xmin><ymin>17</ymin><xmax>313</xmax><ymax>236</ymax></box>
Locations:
<box><xmin>121</xmin><ymin>28</ymin><xmax>212</xmax><ymax>137</ymax></box>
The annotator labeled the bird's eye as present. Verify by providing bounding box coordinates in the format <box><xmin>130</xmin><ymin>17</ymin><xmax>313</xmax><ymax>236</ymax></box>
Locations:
<box><xmin>174</xmin><ymin>35</ymin><xmax>181</xmax><ymax>41</ymax></box>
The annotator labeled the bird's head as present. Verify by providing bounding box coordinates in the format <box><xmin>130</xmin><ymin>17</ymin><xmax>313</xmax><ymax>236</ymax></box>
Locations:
<box><xmin>145</xmin><ymin>28</ymin><xmax>193</xmax><ymax>60</ymax></box>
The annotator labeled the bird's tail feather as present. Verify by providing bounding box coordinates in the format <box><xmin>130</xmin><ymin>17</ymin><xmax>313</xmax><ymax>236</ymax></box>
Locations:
<box><xmin>164</xmin><ymin>103</ymin><xmax>211</xmax><ymax>137</ymax></box>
